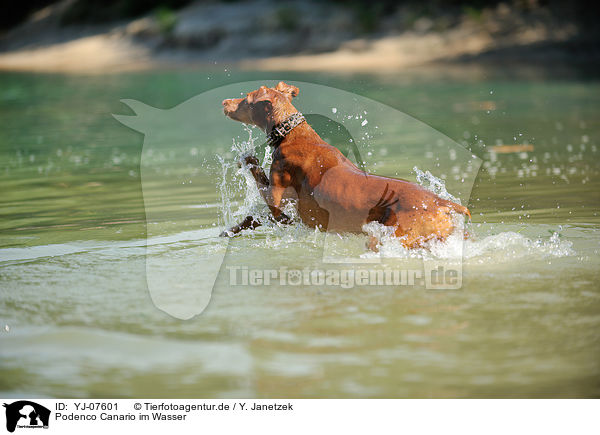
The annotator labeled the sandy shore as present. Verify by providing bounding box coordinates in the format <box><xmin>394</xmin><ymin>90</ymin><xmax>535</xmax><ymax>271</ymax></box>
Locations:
<box><xmin>241</xmin><ymin>31</ymin><xmax>495</xmax><ymax>72</ymax></box>
<box><xmin>0</xmin><ymin>30</ymin><xmax>581</xmax><ymax>75</ymax></box>
<box><xmin>0</xmin><ymin>0</ymin><xmax>587</xmax><ymax>74</ymax></box>
<box><xmin>0</xmin><ymin>34</ymin><xmax>156</xmax><ymax>73</ymax></box>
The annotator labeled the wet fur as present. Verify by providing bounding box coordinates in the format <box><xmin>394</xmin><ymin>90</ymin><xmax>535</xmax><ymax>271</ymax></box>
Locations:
<box><xmin>221</xmin><ymin>82</ymin><xmax>470</xmax><ymax>249</ymax></box>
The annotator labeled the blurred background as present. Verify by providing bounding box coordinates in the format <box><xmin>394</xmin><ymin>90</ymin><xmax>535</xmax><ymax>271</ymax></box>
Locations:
<box><xmin>0</xmin><ymin>0</ymin><xmax>598</xmax><ymax>73</ymax></box>
<box><xmin>1</xmin><ymin>1</ymin><xmax>599</xmax><ymax>398</ymax></box>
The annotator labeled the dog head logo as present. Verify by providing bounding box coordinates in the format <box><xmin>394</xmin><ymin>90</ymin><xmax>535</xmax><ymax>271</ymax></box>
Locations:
<box><xmin>3</xmin><ymin>401</ymin><xmax>50</xmax><ymax>432</ymax></box>
<box><xmin>114</xmin><ymin>80</ymin><xmax>481</xmax><ymax>319</ymax></box>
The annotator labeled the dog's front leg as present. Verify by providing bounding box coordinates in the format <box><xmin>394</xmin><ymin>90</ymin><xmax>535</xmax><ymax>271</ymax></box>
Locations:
<box><xmin>264</xmin><ymin>183</ymin><xmax>293</xmax><ymax>225</ymax></box>
<box><xmin>219</xmin><ymin>215</ymin><xmax>262</xmax><ymax>237</ymax></box>
<box><xmin>245</xmin><ymin>157</ymin><xmax>292</xmax><ymax>225</ymax></box>
<box><xmin>242</xmin><ymin>155</ymin><xmax>269</xmax><ymax>188</ymax></box>
<box><xmin>220</xmin><ymin>158</ymin><xmax>291</xmax><ymax>237</ymax></box>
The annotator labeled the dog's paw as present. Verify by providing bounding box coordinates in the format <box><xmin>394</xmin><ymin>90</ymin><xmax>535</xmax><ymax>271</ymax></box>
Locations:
<box><xmin>219</xmin><ymin>229</ymin><xmax>234</xmax><ymax>237</ymax></box>
<box><xmin>239</xmin><ymin>155</ymin><xmax>259</xmax><ymax>168</ymax></box>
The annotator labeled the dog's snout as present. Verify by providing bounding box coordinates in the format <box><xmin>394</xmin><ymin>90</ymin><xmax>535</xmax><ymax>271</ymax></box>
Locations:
<box><xmin>222</xmin><ymin>99</ymin><xmax>237</xmax><ymax>115</ymax></box>
<box><xmin>222</xmin><ymin>98</ymin><xmax>243</xmax><ymax>111</ymax></box>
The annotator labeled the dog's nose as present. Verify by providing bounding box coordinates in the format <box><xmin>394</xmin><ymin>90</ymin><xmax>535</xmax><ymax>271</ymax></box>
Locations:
<box><xmin>222</xmin><ymin>99</ymin><xmax>234</xmax><ymax>113</ymax></box>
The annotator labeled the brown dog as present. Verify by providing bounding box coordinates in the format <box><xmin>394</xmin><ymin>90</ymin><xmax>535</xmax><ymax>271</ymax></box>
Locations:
<box><xmin>221</xmin><ymin>82</ymin><xmax>470</xmax><ymax>248</ymax></box>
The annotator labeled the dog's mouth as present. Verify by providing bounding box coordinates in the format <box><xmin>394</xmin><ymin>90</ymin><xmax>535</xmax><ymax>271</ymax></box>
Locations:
<box><xmin>223</xmin><ymin>107</ymin><xmax>240</xmax><ymax>122</ymax></box>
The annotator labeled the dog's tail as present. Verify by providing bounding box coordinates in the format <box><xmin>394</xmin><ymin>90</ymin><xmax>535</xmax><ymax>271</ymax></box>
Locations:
<box><xmin>442</xmin><ymin>199</ymin><xmax>471</xmax><ymax>219</ymax></box>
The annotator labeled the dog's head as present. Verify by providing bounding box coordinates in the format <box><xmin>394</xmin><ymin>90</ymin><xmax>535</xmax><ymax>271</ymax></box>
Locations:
<box><xmin>222</xmin><ymin>82</ymin><xmax>300</xmax><ymax>131</ymax></box>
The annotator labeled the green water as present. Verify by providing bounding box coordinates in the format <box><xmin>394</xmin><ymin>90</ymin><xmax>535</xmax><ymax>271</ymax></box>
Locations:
<box><xmin>1</xmin><ymin>67</ymin><xmax>599</xmax><ymax>398</ymax></box>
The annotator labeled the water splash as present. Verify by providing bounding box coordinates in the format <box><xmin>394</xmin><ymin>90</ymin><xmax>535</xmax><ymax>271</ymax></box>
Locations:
<box><xmin>359</xmin><ymin>169</ymin><xmax>574</xmax><ymax>261</ymax></box>
<box><xmin>217</xmin><ymin>126</ymin><xmax>266</xmax><ymax>228</ymax></box>
<box><xmin>414</xmin><ymin>166</ymin><xmax>460</xmax><ymax>203</ymax></box>
<box><xmin>360</xmin><ymin>222</ymin><xmax>573</xmax><ymax>262</ymax></box>
<box><xmin>461</xmin><ymin>230</ymin><xmax>574</xmax><ymax>261</ymax></box>
<box><xmin>216</xmin><ymin>126</ymin><xmax>298</xmax><ymax>233</ymax></box>
<box><xmin>217</xmin><ymin>142</ymin><xmax>574</xmax><ymax>263</ymax></box>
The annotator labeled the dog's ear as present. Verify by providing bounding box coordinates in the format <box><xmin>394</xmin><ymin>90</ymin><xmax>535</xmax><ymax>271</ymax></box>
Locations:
<box><xmin>247</xmin><ymin>86</ymin><xmax>273</xmax><ymax>105</ymax></box>
<box><xmin>275</xmin><ymin>82</ymin><xmax>299</xmax><ymax>99</ymax></box>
